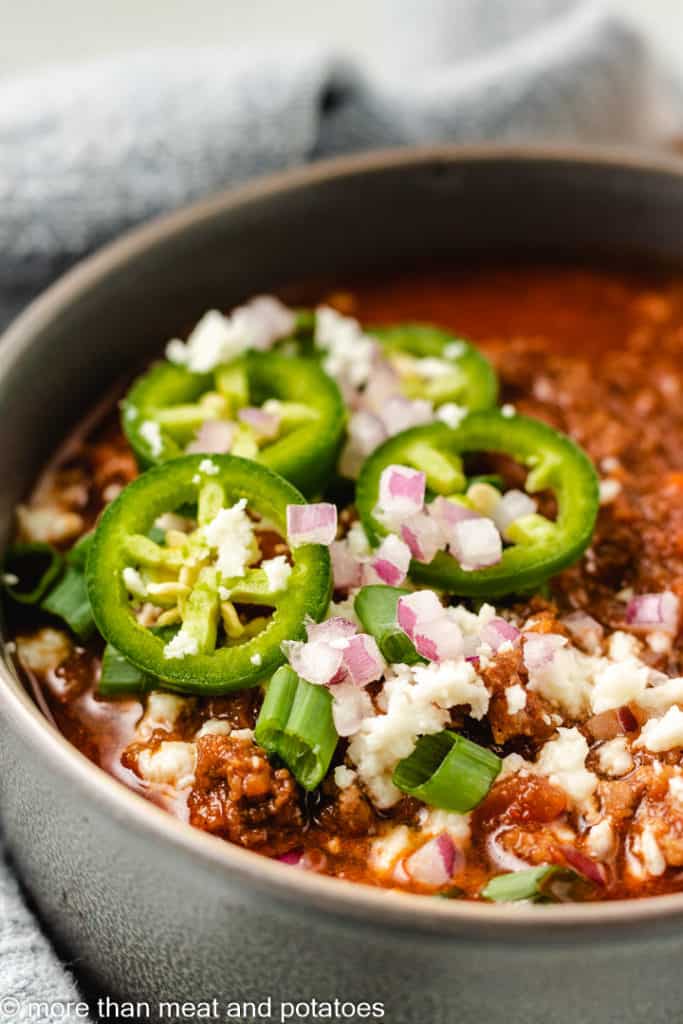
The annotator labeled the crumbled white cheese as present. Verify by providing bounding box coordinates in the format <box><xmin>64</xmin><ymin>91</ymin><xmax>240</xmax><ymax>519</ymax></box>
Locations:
<box><xmin>137</xmin><ymin>692</ymin><xmax>190</xmax><ymax>739</ymax></box>
<box><xmin>669</xmin><ymin>775</ymin><xmax>683</xmax><ymax>806</ymax></box>
<box><xmin>418</xmin><ymin>807</ymin><xmax>470</xmax><ymax>843</ymax></box>
<box><xmin>501</xmin><ymin>403</ymin><xmax>516</xmax><ymax>418</ymax></box>
<box><xmin>231</xmin><ymin>728</ymin><xmax>254</xmax><ymax>741</ymax></box>
<box><xmin>137</xmin><ymin>741</ymin><xmax>197</xmax><ymax>788</ymax></box>
<box><xmin>638</xmin><ymin>677</ymin><xmax>683</xmax><ymax>716</ymax></box>
<box><xmin>444</xmin><ymin>340</ymin><xmax>466</xmax><ymax>359</ymax></box>
<box><xmin>435</xmin><ymin>402</ymin><xmax>467</xmax><ymax>429</ymax></box>
<box><xmin>166</xmin><ymin>298</ymin><xmax>295</xmax><ymax>373</ymax></box>
<box><xmin>139</xmin><ymin>420</ymin><xmax>163</xmax><ymax>457</ymax></box>
<box><xmin>505</xmin><ymin>684</ymin><xmax>527</xmax><ymax>715</ymax></box>
<box><xmin>16</xmin><ymin>628</ymin><xmax>71</xmax><ymax>675</ymax></box>
<box><xmin>498</xmin><ymin>752</ymin><xmax>531</xmax><ymax>779</ymax></box>
<box><xmin>526</xmin><ymin>639</ymin><xmax>593</xmax><ymax>718</ymax></box>
<box><xmin>608</xmin><ymin>630</ymin><xmax>641</xmax><ymax>661</ymax></box>
<box><xmin>640</xmin><ymin>826</ymin><xmax>666</xmax><ymax>877</ymax></box>
<box><xmin>591</xmin><ymin>657</ymin><xmax>649</xmax><ymax>714</ymax></box>
<box><xmin>155</xmin><ymin>512</ymin><xmax>194</xmax><ymax>533</ymax></box>
<box><xmin>535</xmin><ymin>727</ymin><xmax>597</xmax><ymax>807</ymax></box>
<box><xmin>122</xmin><ymin>566</ymin><xmax>147</xmax><ymax>600</ymax></box>
<box><xmin>334</xmin><ymin>765</ymin><xmax>357</xmax><ymax>790</ymax></box>
<box><xmin>261</xmin><ymin>555</ymin><xmax>292</xmax><ymax>593</ymax></box>
<box><xmin>197</xmin><ymin>458</ymin><xmax>219</xmax><ymax>476</ymax></box>
<box><xmin>315</xmin><ymin>306</ymin><xmax>376</xmax><ymax>391</ymax></box>
<box><xmin>196</xmin><ymin>718</ymin><xmax>232</xmax><ymax>738</ymax></box>
<box><xmin>369</xmin><ymin>825</ymin><xmax>412</xmax><ymax>874</ymax></box>
<box><xmin>647</xmin><ymin>631</ymin><xmax>672</xmax><ymax>654</ymax></box>
<box><xmin>347</xmin><ymin>659</ymin><xmax>489</xmax><ymax>808</ymax></box>
<box><xmin>250</xmin><ymin>652</ymin><xmax>263</xmax><ymax>667</ymax></box>
<box><xmin>202</xmin><ymin>498</ymin><xmax>254</xmax><ymax>579</ymax></box>
<box><xmin>17</xmin><ymin>504</ymin><xmax>83</xmax><ymax>545</ymax></box>
<box><xmin>163</xmin><ymin>627</ymin><xmax>200</xmax><ymax>660</ymax></box>
<box><xmin>599</xmin><ymin>479</ymin><xmax>622</xmax><ymax>505</ymax></box>
<box><xmin>636</xmin><ymin>705</ymin><xmax>683</xmax><ymax>752</ymax></box>
<box><xmin>2</xmin><ymin>572</ymin><xmax>19</xmax><ymax>586</ymax></box>
<box><xmin>597</xmin><ymin>737</ymin><xmax>633</xmax><ymax>777</ymax></box>
<box><xmin>586</xmin><ymin>820</ymin><xmax>614</xmax><ymax>859</ymax></box>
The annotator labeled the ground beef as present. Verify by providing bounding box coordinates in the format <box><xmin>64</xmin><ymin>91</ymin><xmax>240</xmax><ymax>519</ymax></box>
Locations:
<box><xmin>317</xmin><ymin>781</ymin><xmax>378</xmax><ymax>838</ymax></box>
<box><xmin>188</xmin><ymin>734</ymin><xmax>303</xmax><ymax>852</ymax></box>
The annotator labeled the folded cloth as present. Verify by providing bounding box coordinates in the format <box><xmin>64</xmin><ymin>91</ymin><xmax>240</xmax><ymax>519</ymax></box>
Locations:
<box><xmin>0</xmin><ymin>856</ymin><xmax>87</xmax><ymax>1019</ymax></box>
<box><xmin>0</xmin><ymin>0</ymin><xmax>677</xmax><ymax>328</ymax></box>
<box><xmin>0</xmin><ymin>0</ymin><xmax>677</xmax><ymax>1012</ymax></box>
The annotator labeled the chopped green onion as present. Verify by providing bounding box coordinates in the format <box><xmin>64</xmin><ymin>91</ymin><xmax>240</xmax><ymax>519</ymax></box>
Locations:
<box><xmin>392</xmin><ymin>731</ymin><xmax>501</xmax><ymax>812</ymax></box>
<box><xmin>481</xmin><ymin>865</ymin><xmax>578</xmax><ymax>903</ymax></box>
<box><xmin>66</xmin><ymin>531</ymin><xmax>95</xmax><ymax>570</ymax></box>
<box><xmin>3</xmin><ymin>543</ymin><xmax>64</xmax><ymax>605</ymax></box>
<box><xmin>41</xmin><ymin>566</ymin><xmax>95</xmax><ymax>639</ymax></box>
<box><xmin>99</xmin><ymin>643</ymin><xmax>155</xmax><ymax>695</ymax></box>
<box><xmin>254</xmin><ymin>665</ymin><xmax>338</xmax><ymax>790</ymax></box>
<box><xmin>354</xmin><ymin>585</ymin><xmax>423</xmax><ymax>665</ymax></box>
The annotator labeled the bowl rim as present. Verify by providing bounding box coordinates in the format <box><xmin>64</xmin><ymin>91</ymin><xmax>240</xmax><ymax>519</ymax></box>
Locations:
<box><xmin>4</xmin><ymin>141</ymin><xmax>683</xmax><ymax>937</ymax></box>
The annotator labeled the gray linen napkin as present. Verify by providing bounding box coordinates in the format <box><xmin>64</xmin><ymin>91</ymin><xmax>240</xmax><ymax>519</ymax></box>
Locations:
<box><xmin>0</xmin><ymin>0</ymin><xmax>677</xmax><ymax>1015</ymax></box>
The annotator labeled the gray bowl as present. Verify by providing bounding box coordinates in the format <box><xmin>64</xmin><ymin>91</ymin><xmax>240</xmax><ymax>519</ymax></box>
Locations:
<box><xmin>2</xmin><ymin>146</ymin><xmax>683</xmax><ymax>1024</ymax></box>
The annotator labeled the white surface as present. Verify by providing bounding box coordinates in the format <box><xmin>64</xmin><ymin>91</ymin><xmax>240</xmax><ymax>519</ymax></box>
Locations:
<box><xmin>0</xmin><ymin>1</ymin><xmax>681</xmax><ymax>79</ymax></box>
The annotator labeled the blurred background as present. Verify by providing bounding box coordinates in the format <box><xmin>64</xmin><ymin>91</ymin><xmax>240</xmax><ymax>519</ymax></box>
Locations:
<box><xmin>1</xmin><ymin>0</ymin><xmax>681</xmax><ymax>77</ymax></box>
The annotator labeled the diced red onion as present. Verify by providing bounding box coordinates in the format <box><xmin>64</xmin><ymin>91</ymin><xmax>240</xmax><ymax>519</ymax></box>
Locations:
<box><xmin>186</xmin><ymin>419</ymin><xmax>234</xmax><ymax>454</ymax></box>
<box><xmin>278</xmin><ymin>849</ymin><xmax>304</xmax><ymax>866</ymax></box>
<box><xmin>378</xmin><ymin>465</ymin><xmax>426</xmax><ymax>519</ymax></box>
<box><xmin>492</xmin><ymin>489</ymin><xmax>537</xmax><ymax>538</ymax></box>
<box><xmin>413</xmin><ymin>615</ymin><xmax>463</xmax><ymax>663</ymax></box>
<box><xmin>450</xmin><ymin>518</ymin><xmax>502</xmax><ymax>571</ymax></box>
<box><xmin>396</xmin><ymin>590</ymin><xmax>444</xmax><ymax>641</ymax></box>
<box><xmin>342</xmin><ymin>633</ymin><xmax>385</xmax><ymax>686</ymax></box>
<box><xmin>486</xmin><ymin>825</ymin><xmax>531</xmax><ymax>873</ymax></box>
<box><xmin>281</xmin><ymin>639</ymin><xmax>344</xmax><ymax>686</ymax></box>
<box><xmin>237</xmin><ymin>406</ymin><xmax>280</xmax><ymax>439</ymax></box>
<box><xmin>362</xmin><ymin>358</ymin><xmax>402</xmax><ymax>413</ymax></box>
<box><xmin>585</xmin><ymin>706</ymin><xmax>637</xmax><ymax>742</ymax></box>
<box><xmin>561</xmin><ymin>610</ymin><xmax>604</xmax><ymax>652</ymax></box>
<box><xmin>626</xmin><ymin>591</ymin><xmax>680</xmax><ymax>635</ymax></box>
<box><xmin>617</xmin><ymin>706</ymin><xmax>638</xmax><ymax>733</ymax></box>
<box><xmin>329</xmin><ymin>540</ymin><xmax>363</xmax><ymax>592</ymax></box>
<box><xmin>367</xmin><ymin>534</ymin><xmax>411</xmax><ymax>587</ymax></box>
<box><xmin>331</xmin><ymin>682</ymin><xmax>371</xmax><ymax>737</ymax></box>
<box><xmin>428</xmin><ymin>495</ymin><xmax>481</xmax><ymax>530</ymax></box>
<box><xmin>287</xmin><ymin>503</ymin><xmax>337</xmax><ymax>547</ymax></box>
<box><xmin>479</xmin><ymin>617</ymin><xmax>521</xmax><ymax>652</ymax></box>
<box><xmin>559</xmin><ymin>846</ymin><xmax>608</xmax><ymax>886</ymax></box>
<box><xmin>305</xmin><ymin>617</ymin><xmax>357</xmax><ymax>646</ymax></box>
<box><xmin>339</xmin><ymin>411</ymin><xmax>387</xmax><ymax>478</ymax></box>
<box><xmin>403</xmin><ymin>833</ymin><xmax>459</xmax><ymax>888</ymax></box>
<box><xmin>379</xmin><ymin>396</ymin><xmax>433</xmax><ymax>437</ymax></box>
<box><xmin>400</xmin><ymin>512</ymin><xmax>446</xmax><ymax>564</ymax></box>
<box><xmin>523</xmin><ymin>633</ymin><xmax>567</xmax><ymax>673</ymax></box>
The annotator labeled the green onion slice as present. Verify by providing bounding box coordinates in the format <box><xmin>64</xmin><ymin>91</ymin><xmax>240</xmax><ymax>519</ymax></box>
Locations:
<box><xmin>481</xmin><ymin>865</ymin><xmax>579</xmax><ymax>903</ymax></box>
<box><xmin>393</xmin><ymin>731</ymin><xmax>501</xmax><ymax>812</ymax></box>
<box><xmin>99</xmin><ymin>643</ymin><xmax>155</xmax><ymax>696</ymax></box>
<box><xmin>254</xmin><ymin>665</ymin><xmax>338</xmax><ymax>791</ymax></box>
<box><xmin>66</xmin><ymin>531</ymin><xmax>95</xmax><ymax>571</ymax></box>
<box><xmin>354</xmin><ymin>585</ymin><xmax>423</xmax><ymax>665</ymax></box>
<box><xmin>3</xmin><ymin>543</ymin><xmax>64</xmax><ymax>605</ymax></box>
<box><xmin>41</xmin><ymin>566</ymin><xmax>95</xmax><ymax>640</ymax></box>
